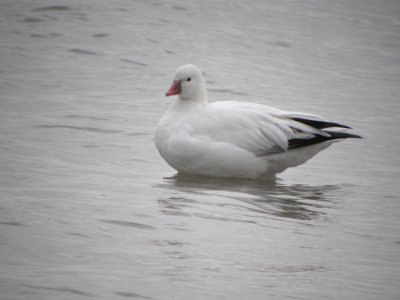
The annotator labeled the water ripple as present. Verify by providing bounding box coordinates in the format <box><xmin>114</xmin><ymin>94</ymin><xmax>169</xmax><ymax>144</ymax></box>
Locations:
<box><xmin>22</xmin><ymin>17</ymin><xmax>44</xmax><ymax>23</ymax></box>
<box><xmin>25</xmin><ymin>285</ymin><xmax>93</xmax><ymax>297</ymax></box>
<box><xmin>0</xmin><ymin>221</ymin><xmax>25</xmax><ymax>227</ymax></box>
<box><xmin>63</xmin><ymin>114</ymin><xmax>110</xmax><ymax>121</ymax></box>
<box><xmin>114</xmin><ymin>291</ymin><xmax>153</xmax><ymax>299</ymax></box>
<box><xmin>156</xmin><ymin>175</ymin><xmax>339</xmax><ymax>224</ymax></box>
<box><xmin>33</xmin><ymin>124</ymin><xmax>122</xmax><ymax>134</ymax></box>
<box><xmin>92</xmin><ymin>33</ymin><xmax>109</xmax><ymax>38</ymax></box>
<box><xmin>31</xmin><ymin>6</ymin><xmax>73</xmax><ymax>12</ymax></box>
<box><xmin>208</xmin><ymin>88</ymin><xmax>248</xmax><ymax>96</ymax></box>
<box><xmin>100</xmin><ymin>220</ymin><xmax>156</xmax><ymax>230</ymax></box>
<box><xmin>67</xmin><ymin>48</ymin><xmax>100</xmax><ymax>55</ymax></box>
<box><xmin>120</xmin><ymin>59</ymin><xmax>148</xmax><ymax>67</ymax></box>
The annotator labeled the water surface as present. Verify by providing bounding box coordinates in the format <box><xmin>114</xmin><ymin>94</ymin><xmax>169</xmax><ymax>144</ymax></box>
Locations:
<box><xmin>1</xmin><ymin>0</ymin><xmax>399</xmax><ymax>299</ymax></box>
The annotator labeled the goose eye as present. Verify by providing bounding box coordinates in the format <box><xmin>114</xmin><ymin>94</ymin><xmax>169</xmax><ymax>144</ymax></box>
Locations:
<box><xmin>186</xmin><ymin>77</ymin><xmax>191</xmax><ymax>82</ymax></box>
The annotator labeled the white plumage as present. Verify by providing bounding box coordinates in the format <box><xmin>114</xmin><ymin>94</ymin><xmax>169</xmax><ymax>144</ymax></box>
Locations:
<box><xmin>155</xmin><ymin>64</ymin><xmax>360</xmax><ymax>179</ymax></box>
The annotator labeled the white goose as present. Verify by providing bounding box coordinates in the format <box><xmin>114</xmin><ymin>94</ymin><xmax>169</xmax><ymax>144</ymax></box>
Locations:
<box><xmin>155</xmin><ymin>64</ymin><xmax>361</xmax><ymax>179</ymax></box>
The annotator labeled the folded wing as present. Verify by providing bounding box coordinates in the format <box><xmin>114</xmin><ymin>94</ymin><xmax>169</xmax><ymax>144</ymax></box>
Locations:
<box><xmin>190</xmin><ymin>101</ymin><xmax>361</xmax><ymax>157</ymax></box>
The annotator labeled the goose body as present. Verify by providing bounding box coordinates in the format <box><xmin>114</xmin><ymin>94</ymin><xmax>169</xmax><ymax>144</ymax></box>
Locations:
<box><xmin>155</xmin><ymin>64</ymin><xmax>361</xmax><ymax>179</ymax></box>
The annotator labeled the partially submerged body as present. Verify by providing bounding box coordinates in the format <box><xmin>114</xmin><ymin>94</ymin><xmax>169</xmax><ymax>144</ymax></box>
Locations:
<box><xmin>155</xmin><ymin>64</ymin><xmax>361</xmax><ymax>179</ymax></box>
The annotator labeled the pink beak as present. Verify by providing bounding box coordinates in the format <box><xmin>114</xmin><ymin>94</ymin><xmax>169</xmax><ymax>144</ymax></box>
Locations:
<box><xmin>165</xmin><ymin>80</ymin><xmax>182</xmax><ymax>97</ymax></box>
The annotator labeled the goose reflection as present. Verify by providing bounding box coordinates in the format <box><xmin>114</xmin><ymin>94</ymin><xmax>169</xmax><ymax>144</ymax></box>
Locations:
<box><xmin>156</xmin><ymin>174</ymin><xmax>340</xmax><ymax>224</ymax></box>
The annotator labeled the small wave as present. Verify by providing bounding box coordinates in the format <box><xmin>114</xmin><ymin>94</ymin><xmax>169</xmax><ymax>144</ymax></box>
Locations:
<box><xmin>120</xmin><ymin>58</ymin><xmax>147</xmax><ymax>66</ymax></box>
<box><xmin>22</xmin><ymin>17</ymin><xmax>44</xmax><ymax>23</ymax></box>
<box><xmin>25</xmin><ymin>285</ymin><xmax>93</xmax><ymax>297</ymax></box>
<box><xmin>64</xmin><ymin>114</ymin><xmax>109</xmax><ymax>121</ymax></box>
<box><xmin>92</xmin><ymin>33</ymin><xmax>109</xmax><ymax>38</ymax></box>
<box><xmin>31</xmin><ymin>6</ymin><xmax>72</xmax><ymax>12</ymax></box>
<box><xmin>100</xmin><ymin>220</ymin><xmax>156</xmax><ymax>230</ymax></box>
<box><xmin>125</xmin><ymin>132</ymin><xmax>148</xmax><ymax>136</ymax></box>
<box><xmin>0</xmin><ymin>221</ymin><xmax>25</xmax><ymax>227</ymax></box>
<box><xmin>208</xmin><ymin>88</ymin><xmax>248</xmax><ymax>96</ymax></box>
<box><xmin>49</xmin><ymin>32</ymin><xmax>63</xmax><ymax>36</ymax></box>
<box><xmin>68</xmin><ymin>48</ymin><xmax>100</xmax><ymax>55</ymax></box>
<box><xmin>34</xmin><ymin>124</ymin><xmax>122</xmax><ymax>134</ymax></box>
<box><xmin>114</xmin><ymin>291</ymin><xmax>153</xmax><ymax>299</ymax></box>
<box><xmin>30</xmin><ymin>33</ymin><xmax>47</xmax><ymax>38</ymax></box>
<box><xmin>172</xmin><ymin>6</ymin><xmax>187</xmax><ymax>11</ymax></box>
<box><xmin>65</xmin><ymin>232</ymin><xmax>90</xmax><ymax>238</ymax></box>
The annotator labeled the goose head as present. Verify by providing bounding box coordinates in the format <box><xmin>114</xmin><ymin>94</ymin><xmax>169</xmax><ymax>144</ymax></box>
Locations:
<box><xmin>165</xmin><ymin>64</ymin><xmax>207</xmax><ymax>105</ymax></box>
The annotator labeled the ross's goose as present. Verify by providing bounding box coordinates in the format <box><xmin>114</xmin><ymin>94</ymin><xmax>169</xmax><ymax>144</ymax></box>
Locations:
<box><xmin>155</xmin><ymin>64</ymin><xmax>361</xmax><ymax>179</ymax></box>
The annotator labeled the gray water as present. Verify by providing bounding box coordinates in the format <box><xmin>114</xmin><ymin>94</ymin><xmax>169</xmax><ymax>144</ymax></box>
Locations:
<box><xmin>1</xmin><ymin>0</ymin><xmax>400</xmax><ymax>299</ymax></box>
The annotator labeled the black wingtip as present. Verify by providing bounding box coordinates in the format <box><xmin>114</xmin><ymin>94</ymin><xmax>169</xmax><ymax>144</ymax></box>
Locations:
<box><xmin>288</xmin><ymin>130</ymin><xmax>362</xmax><ymax>149</ymax></box>
<box><xmin>292</xmin><ymin>117</ymin><xmax>352</xmax><ymax>129</ymax></box>
<box><xmin>326</xmin><ymin>131</ymin><xmax>362</xmax><ymax>139</ymax></box>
